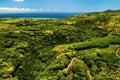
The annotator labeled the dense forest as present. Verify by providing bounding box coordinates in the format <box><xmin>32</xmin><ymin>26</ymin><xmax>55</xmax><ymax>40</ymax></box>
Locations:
<box><xmin>0</xmin><ymin>10</ymin><xmax>120</xmax><ymax>80</ymax></box>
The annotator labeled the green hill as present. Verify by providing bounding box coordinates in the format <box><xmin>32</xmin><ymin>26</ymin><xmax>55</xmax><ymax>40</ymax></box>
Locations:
<box><xmin>0</xmin><ymin>10</ymin><xmax>120</xmax><ymax>80</ymax></box>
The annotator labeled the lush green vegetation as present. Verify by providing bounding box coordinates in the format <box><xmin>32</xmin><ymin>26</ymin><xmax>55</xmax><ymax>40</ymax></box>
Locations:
<box><xmin>0</xmin><ymin>10</ymin><xmax>120</xmax><ymax>80</ymax></box>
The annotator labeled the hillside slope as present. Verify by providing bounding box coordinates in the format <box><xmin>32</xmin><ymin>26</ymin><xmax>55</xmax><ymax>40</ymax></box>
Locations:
<box><xmin>0</xmin><ymin>10</ymin><xmax>120</xmax><ymax>80</ymax></box>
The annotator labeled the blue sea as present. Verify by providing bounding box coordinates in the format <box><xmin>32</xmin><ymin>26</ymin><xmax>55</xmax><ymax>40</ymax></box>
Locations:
<box><xmin>0</xmin><ymin>13</ymin><xmax>82</xmax><ymax>19</ymax></box>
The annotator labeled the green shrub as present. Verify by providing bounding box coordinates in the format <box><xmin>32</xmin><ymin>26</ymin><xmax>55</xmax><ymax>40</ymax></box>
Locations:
<box><xmin>109</xmin><ymin>37</ymin><xmax>120</xmax><ymax>44</ymax></box>
<box><xmin>71</xmin><ymin>36</ymin><xmax>120</xmax><ymax>50</ymax></box>
<box><xmin>90</xmin><ymin>38</ymin><xmax>110</xmax><ymax>48</ymax></box>
<box><xmin>72</xmin><ymin>38</ymin><xmax>110</xmax><ymax>50</ymax></box>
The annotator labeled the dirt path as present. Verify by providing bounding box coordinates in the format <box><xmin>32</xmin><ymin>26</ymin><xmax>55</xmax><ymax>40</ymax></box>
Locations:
<box><xmin>66</xmin><ymin>57</ymin><xmax>78</xmax><ymax>70</ymax></box>
<box><xmin>83</xmin><ymin>61</ymin><xmax>93</xmax><ymax>80</ymax></box>
<box><xmin>115</xmin><ymin>48</ymin><xmax>120</xmax><ymax>56</ymax></box>
<box><xmin>66</xmin><ymin>57</ymin><xmax>93</xmax><ymax>80</ymax></box>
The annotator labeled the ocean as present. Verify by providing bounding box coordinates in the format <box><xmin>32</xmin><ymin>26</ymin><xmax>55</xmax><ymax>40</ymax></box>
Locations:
<box><xmin>0</xmin><ymin>13</ymin><xmax>82</xmax><ymax>19</ymax></box>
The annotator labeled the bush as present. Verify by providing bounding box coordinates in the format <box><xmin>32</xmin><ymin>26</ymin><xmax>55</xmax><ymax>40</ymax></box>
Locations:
<box><xmin>71</xmin><ymin>36</ymin><xmax>120</xmax><ymax>50</ymax></box>
<box><xmin>90</xmin><ymin>38</ymin><xmax>110</xmax><ymax>48</ymax></box>
<box><xmin>109</xmin><ymin>37</ymin><xmax>120</xmax><ymax>44</ymax></box>
<box><xmin>72</xmin><ymin>38</ymin><xmax>109</xmax><ymax>50</ymax></box>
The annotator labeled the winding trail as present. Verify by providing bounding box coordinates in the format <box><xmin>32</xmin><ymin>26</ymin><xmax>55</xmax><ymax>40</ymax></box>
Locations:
<box><xmin>115</xmin><ymin>48</ymin><xmax>120</xmax><ymax>56</ymax></box>
<box><xmin>66</xmin><ymin>57</ymin><xmax>78</xmax><ymax>70</ymax></box>
<box><xmin>66</xmin><ymin>57</ymin><xmax>93</xmax><ymax>80</ymax></box>
<box><xmin>83</xmin><ymin>61</ymin><xmax>93</xmax><ymax>80</ymax></box>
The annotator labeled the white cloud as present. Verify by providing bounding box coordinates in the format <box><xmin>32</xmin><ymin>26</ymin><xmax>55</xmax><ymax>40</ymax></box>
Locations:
<box><xmin>0</xmin><ymin>7</ymin><xmax>31</xmax><ymax>12</ymax></box>
<box><xmin>38</xmin><ymin>9</ymin><xmax>43</xmax><ymax>11</ymax></box>
<box><xmin>14</xmin><ymin>0</ymin><xmax>24</xmax><ymax>2</ymax></box>
<box><xmin>47</xmin><ymin>8</ymin><xmax>50</xmax><ymax>11</ymax></box>
<box><xmin>0</xmin><ymin>7</ymin><xmax>58</xmax><ymax>12</ymax></box>
<box><xmin>54</xmin><ymin>8</ymin><xmax>57</xmax><ymax>11</ymax></box>
<box><xmin>0</xmin><ymin>7</ymin><xmax>44</xmax><ymax>12</ymax></box>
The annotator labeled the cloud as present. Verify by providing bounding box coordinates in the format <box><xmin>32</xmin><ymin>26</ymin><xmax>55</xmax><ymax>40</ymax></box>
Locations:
<box><xmin>0</xmin><ymin>7</ymin><xmax>30</xmax><ymax>12</ymax></box>
<box><xmin>0</xmin><ymin>7</ymin><xmax>57</xmax><ymax>12</ymax></box>
<box><xmin>0</xmin><ymin>7</ymin><xmax>44</xmax><ymax>12</ymax></box>
<box><xmin>54</xmin><ymin>8</ymin><xmax>57</xmax><ymax>11</ymax></box>
<box><xmin>14</xmin><ymin>0</ymin><xmax>24</xmax><ymax>2</ymax></box>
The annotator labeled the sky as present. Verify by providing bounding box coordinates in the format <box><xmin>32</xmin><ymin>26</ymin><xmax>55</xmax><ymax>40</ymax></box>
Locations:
<box><xmin>0</xmin><ymin>0</ymin><xmax>120</xmax><ymax>13</ymax></box>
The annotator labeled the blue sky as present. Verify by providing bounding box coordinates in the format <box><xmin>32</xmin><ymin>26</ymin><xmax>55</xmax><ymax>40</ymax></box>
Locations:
<box><xmin>0</xmin><ymin>0</ymin><xmax>120</xmax><ymax>12</ymax></box>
